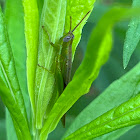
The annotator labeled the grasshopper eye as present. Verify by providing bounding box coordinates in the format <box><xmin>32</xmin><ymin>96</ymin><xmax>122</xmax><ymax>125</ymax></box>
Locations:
<box><xmin>63</xmin><ymin>36</ymin><xmax>72</xmax><ymax>42</ymax></box>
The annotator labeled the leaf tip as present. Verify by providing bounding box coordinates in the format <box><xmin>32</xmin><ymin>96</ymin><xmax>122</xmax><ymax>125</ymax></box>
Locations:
<box><xmin>123</xmin><ymin>62</ymin><xmax>127</xmax><ymax>69</ymax></box>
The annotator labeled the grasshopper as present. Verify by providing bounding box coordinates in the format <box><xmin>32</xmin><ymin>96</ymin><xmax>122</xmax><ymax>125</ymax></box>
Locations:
<box><xmin>41</xmin><ymin>11</ymin><xmax>91</xmax><ymax>126</ymax></box>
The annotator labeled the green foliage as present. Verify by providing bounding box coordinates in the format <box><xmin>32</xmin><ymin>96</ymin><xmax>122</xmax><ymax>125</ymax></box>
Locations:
<box><xmin>22</xmin><ymin>0</ymin><xmax>39</xmax><ymax>118</ymax></box>
<box><xmin>4</xmin><ymin>0</ymin><xmax>31</xmax><ymax>138</ymax></box>
<box><xmin>118</xmin><ymin>125</ymin><xmax>140</xmax><ymax>140</ymax></box>
<box><xmin>64</xmin><ymin>92</ymin><xmax>140</xmax><ymax>140</ymax></box>
<box><xmin>39</xmin><ymin>6</ymin><xmax>140</xmax><ymax>140</ymax></box>
<box><xmin>64</xmin><ymin>62</ymin><xmax>140</xmax><ymax>139</ymax></box>
<box><xmin>123</xmin><ymin>0</ymin><xmax>140</xmax><ymax>68</ymax></box>
<box><xmin>0</xmin><ymin>7</ymin><xmax>31</xmax><ymax>139</ymax></box>
<box><xmin>6</xmin><ymin>110</ymin><xmax>18</xmax><ymax>140</ymax></box>
<box><xmin>0</xmin><ymin>119</ymin><xmax>6</xmax><ymax>140</ymax></box>
<box><xmin>1</xmin><ymin>0</ymin><xmax>140</xmax><ymax>140</ymax></box>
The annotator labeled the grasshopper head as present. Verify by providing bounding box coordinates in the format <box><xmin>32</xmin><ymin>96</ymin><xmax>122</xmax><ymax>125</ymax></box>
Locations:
<box><xmin>63</xmin><ymin>32</ymin><xmax>74</xmax><ymax>42</ymax></box>
<box><xmin>63</xmin><ymin>11</ymin><xmax>91</xmax><ymax>43</ymax></box>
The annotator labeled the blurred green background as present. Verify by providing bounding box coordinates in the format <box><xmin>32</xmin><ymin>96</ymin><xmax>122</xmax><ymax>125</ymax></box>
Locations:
<box><xmin>0</xmin><ymin>0</ymin><xmax>140</xmax><ymax>140</ymax></box>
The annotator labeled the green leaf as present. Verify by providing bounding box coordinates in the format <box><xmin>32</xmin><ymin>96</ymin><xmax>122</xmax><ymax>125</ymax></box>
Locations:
<box><xmin>4</xmin><ymin>0</ymin><xmax>31</xmax><ymax>137</ymax></box>
<box><xmin>65</xmin><ymin>0</ymin><xmax>96</xmax><ymax>58</ymax></box>
<box><xmin>5</xmin><ymin>0</ymin><xmax>29</xmax><ymax>118</ymax></box>
<box><xmin>95</xmin><ymin>126</ymin><xmax>134</xmax><ymax>140</ymax></box>
<box><xmin>6</xmin><ymin>110</ymin><xmax>17</xmax><ymax>140</ymax></box>
<box><xmin>118</xmin><ymin>125</ymin><xmax>140</xmax><ymax>140</ymax></box>
<box><xmin>37</xmin><ymin>0</ymin><xmax>44</xmax><ymax>19</ymax></box>
<box><xmin>0</xmin><ymin>78</ymin><xmax>31</xmax><ymax>139</ymax></box>
<box><xmin>0</xmin><ymin>7</ymin><xmax>31</xmax><ymax>139</ymax></box>
<box><xmin>64</xmin><ymin>91</ymin><xmax>140</xmax><ymax>140</ymax></box>
<box><xmin>64</xmin><ymin>62</ymin><xmax>140</xmax><ymax>139</ymax></box>
<box><xmin>39</xmin><ymin>7</ymin><xmax>140</xmax><ymax>140</ymax></box>
<box><xmin>123</xmin><ymin>0</ymin><xmax>140</xmax><ymax>69</ymax></box>
<box><xmin>22</xmin><ymin>0</ymin><xmax>39</xmax><ymax>117</ymax></box>
<box><xmin>0</xmin><ymin>119</ymin><xmax>6</xmax><ymax>140</ymax></box>
<box><xmin>35</xmin><ymin>0</ymin><xmax>67</xmax><ymax>129</ymax></box>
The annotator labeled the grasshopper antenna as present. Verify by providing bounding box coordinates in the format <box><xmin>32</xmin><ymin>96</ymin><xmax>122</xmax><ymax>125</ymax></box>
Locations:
<box><xmin>72</xmin><ymin>10</ymin><xmax>91</xmax><ymax>33</ymax></box>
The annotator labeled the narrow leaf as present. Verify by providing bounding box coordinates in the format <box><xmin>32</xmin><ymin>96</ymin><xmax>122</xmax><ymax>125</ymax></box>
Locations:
<box><xmin>5</xmin><ymin>0</ymin><xmax>31</xmax><ymax>137</ymax></box>
<box><xmin>0</xmin><ymin>119</ymin><xmax>6</xmax><ymax>140</ymax></box>
<box><xmin>0</xmin><ymin>7</ymin><xmax>31</xmax><ymax>139</ymax></box>
<box><xmin>22</xmin><ymin>0</ymin><xmax>39</xmax><ymax>116</ymax></box>
<box><xmin>5</xmin><ymin>0</ymin><xmax>29</xmax><ymax>117</ymax></box>
<box><xmin>123</xmin><ymin>0</ymin><xmax>140</xmax><ymax>68</ymax></box>
<box><xmin>6</xmin><ymin>110</ymin><xmax>18</xmax><ymax>140</ymax></box>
